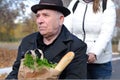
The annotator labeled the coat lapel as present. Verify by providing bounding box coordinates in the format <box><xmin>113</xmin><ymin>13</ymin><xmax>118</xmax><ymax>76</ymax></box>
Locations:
<box><xmin>44</xmin><ymin>40</ymin><xmax>67</xmax><ymax>61</ymax></box>
<box><xmin>31</xmin><ymin>26</ymin><xmax>73</xmax><ymax>61</ymax></box>
<box><xmin>44</xmin><ymin>26</ymin><xmax>73</xmax><ymax>61</ymax></box>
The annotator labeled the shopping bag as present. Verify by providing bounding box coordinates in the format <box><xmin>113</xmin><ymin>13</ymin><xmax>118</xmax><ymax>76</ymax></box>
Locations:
<box><xmin>18</xmin><ymin>49</ymin><xmax>75</xmax><ymax>80</ymax></box>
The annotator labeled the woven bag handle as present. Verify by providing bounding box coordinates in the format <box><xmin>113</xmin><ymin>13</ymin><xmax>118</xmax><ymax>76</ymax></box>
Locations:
<box><xmin>25</xmin><ymin>49</ymin><xmax>44</xmax><ymax>59</ymax></box>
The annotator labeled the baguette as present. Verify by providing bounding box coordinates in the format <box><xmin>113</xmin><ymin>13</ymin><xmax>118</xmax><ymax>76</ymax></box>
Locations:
<box><xmin>55</xmin><ymin>51</ymin><xmax>75</xmax><ymax>72</ymax></box>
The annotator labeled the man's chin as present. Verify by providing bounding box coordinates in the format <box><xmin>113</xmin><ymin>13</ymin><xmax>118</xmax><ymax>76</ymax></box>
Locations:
<box><xmin>40</xmin><ymin>32</ymin><xmax>47</xmax><ymax>37</ymax></box>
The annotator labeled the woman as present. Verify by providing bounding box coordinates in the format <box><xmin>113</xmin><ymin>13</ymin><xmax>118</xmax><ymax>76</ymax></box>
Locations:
<box><xmin>64</xmin><ymin>0</ymin><xmax>116</xmax><ymax>79</ymax></box>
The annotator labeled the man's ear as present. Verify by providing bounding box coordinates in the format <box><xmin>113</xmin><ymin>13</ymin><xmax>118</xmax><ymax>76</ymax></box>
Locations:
<box><xmin>59</xmin><ymin>15</ymin><xmax>64</xmax><ymax>26</ymax></box>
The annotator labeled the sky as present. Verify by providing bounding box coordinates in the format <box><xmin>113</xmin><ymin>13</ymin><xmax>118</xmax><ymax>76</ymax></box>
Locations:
<box><xmin>23</xmin><ymin>0</ymin><xmax>39</xmax><ymax>15</ymax></box>
<box><xmin>14</xmin><ymin>0</ymin><xmax>39</xmax><ymax>23</ymax></box>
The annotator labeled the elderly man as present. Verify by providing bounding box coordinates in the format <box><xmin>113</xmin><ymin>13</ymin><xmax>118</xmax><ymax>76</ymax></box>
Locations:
<box><xmin>6</xmin><ymin>0</ymin><xmax>87</xmax><ymax>79</ymax></box>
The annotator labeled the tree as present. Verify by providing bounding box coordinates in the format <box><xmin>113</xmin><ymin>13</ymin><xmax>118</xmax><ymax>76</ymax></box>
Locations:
<box><xmin>0</xmin><ymin>0</ymin><xmax>25</xmax><ymax>41</ymax></box>
<box><xmin>22</xmin><ymin>13</ymin><xmax>37</xmax><ymax>35</ymax></box>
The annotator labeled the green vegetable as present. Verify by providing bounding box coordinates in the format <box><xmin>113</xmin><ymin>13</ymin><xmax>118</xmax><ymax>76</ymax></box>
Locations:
<box><xmin>23</xmin><ymin>53</ymin><xmax>35</xmax><ymax>69</ymax></box>
<box><xmin>23</xmin><ymin>53</ymin><xmax>57</xmax><ymax>70</ymax></box>
<box><xmin>36</xmin><ymin>57</ymin><xmax>57</xmax><ymax>69</ymax></box>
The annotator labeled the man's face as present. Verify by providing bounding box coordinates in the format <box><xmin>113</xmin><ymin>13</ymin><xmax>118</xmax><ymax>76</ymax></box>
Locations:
<box><xmin>36</xmin><ymin>9</ymin><xmax>64</xmax><ymax>38</ymax></box>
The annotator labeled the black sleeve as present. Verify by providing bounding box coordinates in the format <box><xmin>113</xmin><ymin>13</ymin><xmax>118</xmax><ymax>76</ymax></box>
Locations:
<box><xmin>6</xmin><ymin>45</ymin><xmax>23</xmax><ymax>79</ymax></box>
<box><xmin>59</xmin><ymin>42</ymin><xmax>87</xmax><ymax>79</ymax></box>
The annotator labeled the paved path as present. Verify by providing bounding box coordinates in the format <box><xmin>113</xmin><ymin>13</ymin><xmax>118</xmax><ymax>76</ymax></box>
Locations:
<box><xmin>0</xmin><ymin>67</ymin><xmax>12</xmax><ymax>74</ymax></box>
<box><xmin>111</xmin><ymin>53</ymin><xmax>120</xmax><ymax>79</ymax></box>
<box><xmin>0</xmin><ymin>42</ymin><xmax>20</xmax><ymax>50</ymax></box>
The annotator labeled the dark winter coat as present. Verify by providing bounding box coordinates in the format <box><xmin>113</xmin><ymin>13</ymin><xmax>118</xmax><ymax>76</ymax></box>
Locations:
<box><xmin>6</xmin><ymin>25</ymin><xmax>87</xmax><ymax>79</ymax></box>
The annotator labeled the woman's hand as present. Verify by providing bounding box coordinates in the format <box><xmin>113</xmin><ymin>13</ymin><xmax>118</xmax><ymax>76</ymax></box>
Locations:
<box><xmin>87</xmin><ymin>53</ymin><xmax>96</xmax><ymax>63</ymax></box>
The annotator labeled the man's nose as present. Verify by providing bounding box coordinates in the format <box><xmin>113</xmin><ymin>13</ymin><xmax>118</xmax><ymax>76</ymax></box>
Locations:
<box><xmin>37</xmin><ymin>17</ymin><xmax>44</xmax><ymax>24</ymax></box>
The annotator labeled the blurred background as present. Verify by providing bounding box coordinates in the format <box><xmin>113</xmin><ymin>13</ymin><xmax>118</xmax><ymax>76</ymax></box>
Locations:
<box><xmin>0</xmin><ymin>0</ymin><xmax>120</xmax><ymax>51</ymax></box>
<box><xmin>0</xmin><ymin>0</ymin><xmax>120</xmax><ymax>79</ymax></box>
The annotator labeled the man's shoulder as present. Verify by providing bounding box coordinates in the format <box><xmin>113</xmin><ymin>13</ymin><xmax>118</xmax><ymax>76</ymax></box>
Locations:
<box><xmin>22</xmin><ymin>32</ymin><xmax>39</xmax><ymax>42</ymax></box>
<box><xmin>72</xmin><ymin>34</ymin><xmax>86</xmax><ymax>45</ymax></box>
<box><xmin>69</xmin><ymin>34</ymin><xmax>87</xmax><ymax>53</ymax></box>
<box><xmin>63</xmin><ymin>25</ymin><xmax>86</xmax><ymax>46</ymax></box>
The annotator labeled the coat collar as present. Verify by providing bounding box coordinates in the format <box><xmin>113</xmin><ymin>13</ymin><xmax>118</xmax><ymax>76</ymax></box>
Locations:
<box><xmin>30</xmin><ymin>25</ymin><xmax>73</xmax><ymax>61</ymax></box>
<box><xmin>44</xmin><ymin>25</ymin><xmax>73</xmax><ymax>61</ymax></box>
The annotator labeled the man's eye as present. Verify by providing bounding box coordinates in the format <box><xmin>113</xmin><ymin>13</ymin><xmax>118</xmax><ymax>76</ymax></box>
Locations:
<box><xmin>36</xmin><ymin>14</ymin><xmax>39</xmax><ymax>18</ymax></box>
<box><xmin>43</xmin><ymin>13</ymin><xmax>49</xmax><ymax>17</ymax></box>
